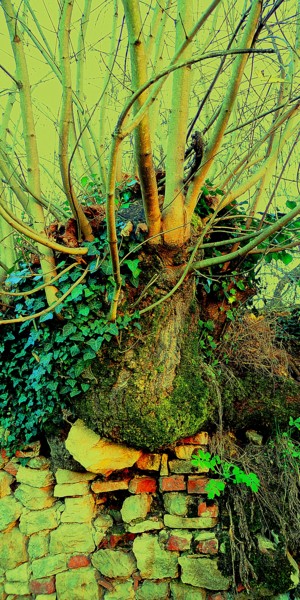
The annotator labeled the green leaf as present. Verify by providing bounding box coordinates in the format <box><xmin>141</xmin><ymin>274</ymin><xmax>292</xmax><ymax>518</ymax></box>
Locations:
<box><xmin>86</xmin><ymin>337</ymin><xmax>103</xmax><ymax>352</ymax></box>
<box><xmin>70</xmin><ymin>388</ymin><xmax>81</xmax><ymax>397</ymax></box>
<box><xmin>70</xmin><ymin>332</ymin><xmax>85</xmax><ymax>342</ymax></box>
<box><xmin>107</xmin><ymin>323</ymin><xmax>119</xmax><ymax>336</ymax></box>
<box><xmin>286</xmin><ymin>200</ymin><xmax>297</xmax><ymax>209</ymax></box>
<box><xmin>83</xmin><ymin>350</ymin><xmax>96</xmax><ymax>361</ymax></box>
<box><xmin>70</xmin><ymin>284</ymin><xmax>84</xmax><ymax>300</ymax></box>
<box><xmin>125</xmin><ymin>259</ymin><xmax>141</xmax><ymax>279</ymax></box>
<box><xmin>63</xmin><ymin>323</ymin><xmax>77</xmax><ymax>338</ymax></box>
<box><xmin>122</xmin><ymin>191</ymin><xmax>132</xmax><ymax>201</ymax></box>
<box><xmin>39</xmin><ymin>312</ymin><xmax>53</xmax><ymax>323</ymax></box>
<box><xmin>244</xmin><ymin>472</ymin><xmax>260</xmax><ymax>492</ymax></box>
<box><xmin>205</xmin><ymin>479</ymin><xmax>226</xmax><ymax>499</ymax></box>
<box><xmin>81</xmin><ymin>383</ymin><xmax>90</xmax><ymax>392</ymax></box>
<box><xmin>279</xmin><ymin>252</ymin><xmax>293</xmax><ymax>265</ymax></box>
<box><xmin>70</xmin><ymin>344</ymin><xmax>80</xmax><ymax>357</ymax></box>
<box><xmin>78</xmin><ymin>305</ymin><xmax>90</xmax><ymax>317</ymax></box>
<box><xmin>74</xmin><ymin>361</ymin><xmax>86</xmax><ymax>377</ymax></box>
<box><xmin>84</xmin><ymin>288</ymin><xmax>94</xmax><ymax>298</ymax></box>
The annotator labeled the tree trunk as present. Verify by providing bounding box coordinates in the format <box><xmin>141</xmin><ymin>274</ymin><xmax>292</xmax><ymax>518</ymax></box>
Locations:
<box><xmin>74</xmin><ymin>257</ymin><xmax>300</xmax><ymax>451</ymax></box>
<box><xmin>77</xmin><ymin>276</ymin><xmax>215</xmax><ymax>450</ymax></box>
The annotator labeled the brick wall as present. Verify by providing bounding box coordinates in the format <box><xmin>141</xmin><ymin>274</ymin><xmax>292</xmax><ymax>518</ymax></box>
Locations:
<box><xmin>0</xmin><ymin>432</ymin><xmax>232</xmax><ymax>599</ymax></box>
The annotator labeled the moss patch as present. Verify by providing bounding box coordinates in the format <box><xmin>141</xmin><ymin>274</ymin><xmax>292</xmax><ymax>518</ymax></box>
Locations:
<box><xmin>222</xmin><ymin>370</ymin><xmax>300</xmax><ymax>435</ymax></box>
<box><xmin>76</xmin><ymin>283</ymin><xmax>216</xmax><ymax>450</ymax></box>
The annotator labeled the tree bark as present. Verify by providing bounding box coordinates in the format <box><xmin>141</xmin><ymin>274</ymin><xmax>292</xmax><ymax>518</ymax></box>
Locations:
<box><xmin>77</xmin><ymin>276</ymin><xmax>215</xmax><ymax>450</ymax></box>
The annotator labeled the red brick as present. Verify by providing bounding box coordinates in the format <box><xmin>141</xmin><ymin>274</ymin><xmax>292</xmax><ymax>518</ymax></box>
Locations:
<box><xmin>95</xmin><ymin>495</ymin><xmax>107</xmax><ymax>506</ymax></box>
<box><xmin>133</xmin><ymin>573</ymin><xmax>142</xmax><ymax>591</ymax></box>
<box><xmin>136</xmin><ymin>453</ymin><xmax>161</xmax><ymax>471</ymax></box>
<box><xmin>109</xmin><ymin>532</ymin><xmax>136</xmax><ymax>548</ymax></box>
<box><xmin>91</xmin><ymin>479</ymin><xmax>129</xmax><ymax>493</ymax></box>
<box><xmin>30</xmin><ymin>577</ymin><xmax>55</xmax><ymax>594</ymax></box>
<box><xmin>98</xmin><ymin>538</ymin><xmax>110</xmax><ymax>549</ymax></box>
<box><xmin>180</xmin><ymin>432</ymin><xmax>209</xmax><ymax>445</ymax></box>
<box><xmin>160</xmin><ymin>475</ymin><xmax>186</xmax><ymax>492</ymax></box>
<box><xmin>4</xmin><ymin>460</ymin><xmax>19</xmax><ymax>477</ymax></box>
<box><xmin>0</xmin><ymin>448</ymin><xmax>8</xmax><ymax>463</ymax></box>
<box><xmin>198</xmin><ymin>501</ymin><xmax>219</xmax><ymax>518</ymax></box>
<box><xmin>98</xmin><ymin>578</ymin><xmax>114</xmax><ymax>591</ymax></box>
<box><xmin>129</xmin><ymin>476</ymin><xmax>157</xmax><ymax>494</ymax></box>
<box><xmin>196</xmin><ymin>538</ymin><xmax>218</xmax><ymax>555</ymax></box>
<box><xmin>187</xmin><ymin>476</ymin><xmax>209</xmax><ymax>494</ymax></box>
<box><xmin>68</xmin><ymin>555</ymin><xmax>90</xmax><ymax>569</ymax></box>
<box><xmin>167</xmin><ymin>534</ymin><xmax>191</xmax><ymax>551</ymax></box>
<box><xmin>15</xmin><ymin>440</ymin><xmax>40</xmax><ymax>458</ymax></box>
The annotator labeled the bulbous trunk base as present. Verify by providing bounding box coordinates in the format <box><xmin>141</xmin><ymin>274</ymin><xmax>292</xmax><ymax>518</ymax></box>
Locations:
<box><xmin>76</xmin><ymin>278</ymin><xmax>215</xmax><ymax>450</ymax></box>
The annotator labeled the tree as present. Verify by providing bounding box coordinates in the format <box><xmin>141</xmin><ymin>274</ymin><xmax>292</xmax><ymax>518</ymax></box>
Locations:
<box><xmin>0</xmin><ymin>0</ymin><xmax>299</xmax><ymax>450</ymax></box>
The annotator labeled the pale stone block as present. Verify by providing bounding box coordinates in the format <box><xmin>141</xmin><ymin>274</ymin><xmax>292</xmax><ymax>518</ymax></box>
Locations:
<box><xmin>31</xmin><ymin>554</ymin><xmax>68</xmax><ymax>579</ymax></box>
<box><xmin>61</xmin><ymin>495</ymin><xmax>95</xmax><ymax>523</ymax></box>
<box><xmin>54</xmin><ymin>482</ymin><xmax>90</xmax><ymax>497</ymax></box>
<box><xmin>6</xmin><ymin>562</ymin><xmax>29</xmax><ymax>582</ymax></box>
<box><xmin>16</xmin><ymin>465</ymin><xmax>54</xmax><ymax>488</ymax></box>
<box><xmin>0</xmin><ymin>527</ymin><xmax>28</xmax><ymax>570</ymax></box>
<box><xmin>19</xmin><ymin>505</ymin><xmax>60</xmax><ymax>535</ymax></box>
<box><xmin>0</xmin><ymin>471</ymin><xmax>13</xmax><ymax>498</ymax></box>
<box><xmin>65</xmin><ymin>419</ymin><xmax>142</xmax><ymax>475</ymax></box>
<box><xmin>15</xmin><ymin>484</ymin><xmax>55</xmax><ymax>510</ymax></box>
<box><xmin>0</xmin><ymin>496</ymin><xmax>22</xmax><ymax>531</ymax></box>
<box><xmin>55</xmin><ymin>468</ymin><xmax>96</xmax><ymax>484</ymax></box>
<box><xmin>49</xmin><ymin>523</ymin><xmax>95</xmax><ymax>554</ymax></box>
<box><xmin>4</xmin><ymin>581</ymin><xmax>30</xmax><ymax>595</ymax></box>
<box><xmin>56</xmin><ymin>567</ymin><xmax>98</xmax><ymax>600</ymax></box>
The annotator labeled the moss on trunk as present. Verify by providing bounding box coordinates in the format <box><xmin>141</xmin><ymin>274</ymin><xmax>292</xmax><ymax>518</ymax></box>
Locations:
<box><xmin>74</xmin><ymin>270</ymin><xmax>300</xmax><ymax>450</ymax></box>
<box><xmin>76</xmin><ymin>279</ymin><xmax>216</xmax><ymax>450</ymax></box>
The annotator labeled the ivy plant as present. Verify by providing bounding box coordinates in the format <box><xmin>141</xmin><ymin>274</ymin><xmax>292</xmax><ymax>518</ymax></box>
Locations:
<box><xmin>0</xmin><ymin>230</ymin><xmax>141</xmax><ymax>454</ymax></box>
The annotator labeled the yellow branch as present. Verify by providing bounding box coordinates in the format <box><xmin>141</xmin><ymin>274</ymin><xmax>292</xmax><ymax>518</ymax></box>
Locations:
<box><xmin>0</xmin><ymin>202</ymin><xmax>88</xmax><ymax>255</ymax></box>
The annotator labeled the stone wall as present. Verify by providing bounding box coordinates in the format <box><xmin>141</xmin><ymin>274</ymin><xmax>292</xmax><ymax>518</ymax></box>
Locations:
<box><xmin>0</xmin><ymin>426</ymin><xmax>234</xmax><ymax>600</ymax></box>
<box><xmin>0</xmin><ymin>422</ymin><xmax>298</xmax><ymax>599</ymax></box>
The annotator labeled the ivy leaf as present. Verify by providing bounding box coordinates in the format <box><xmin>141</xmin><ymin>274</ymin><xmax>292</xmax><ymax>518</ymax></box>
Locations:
<box><xmin>86</xmin><ymin>337</ymin><xmax>103</xmax><ymax>352</ymax></box>
<box><xmin>125</xmin><ymin>259</ymin><xmax>141</xmax><ymax>279</ymax></box>
<box><xmin>39</xmin><ymin>312</ymin><xmax>53</xmax><ymax>323</ymax></box>
<box><xmin>204</xmin><ymin>320</ymin><xmax>215</xmax><ymax>331</ymax></box>
<box><xmin>78</xmin><ymin>305</ymin><xmax>90</xmax><ymax>317</ymax></box>
<box><xmin>106</xmin><ymin>323</ymin><xmax>119</xmax><ymax>336</ymax></box>
<box><xmin>70</xmin><ymin>388</ymin><xmax>81</xmax><ymax>397</ymax></box>
<box><xmin>81</xmin><ymin>383</ymin><xmax>90</xmax><ymax>392</ymax></box>
<box><xmin>63</xmin><ymin>323</ymin><xmax>77</xmax><ymax>338</ymax></box>
<box><xmin>279</xmin><ymin>252</ymin><xmax>293</xmax><ymax>266</ymax></box>
<box><xmin>74</xmin><ymin>361</ymin><xmax>86</xmax><ymax>377</ymax></box>
<box><xmin>70</xmin><ymin>344</ymin><xmax>80</xmax><ymax>357</ymax></box>
<box><xmin>83</xmin><ymin>350</ymin><xmax>96</xmax><ymax>361</ymax></box>
<box><xmin>70</xmin><ymin>284</ymin><xmax>85</xmax><ymax>300</ymax></box>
